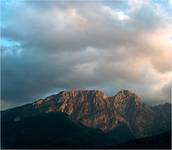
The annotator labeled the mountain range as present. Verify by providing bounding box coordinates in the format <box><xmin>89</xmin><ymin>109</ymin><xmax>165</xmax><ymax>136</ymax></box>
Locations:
<box><xmin>1</xmin><ymin>89</ymin><xmax>171</xmax><ymax>149</ymax></box>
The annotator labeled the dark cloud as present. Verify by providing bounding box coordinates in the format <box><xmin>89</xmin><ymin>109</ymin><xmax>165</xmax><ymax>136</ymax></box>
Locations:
<box><xmin>162</xmin><ymin>81</ymin><xmax>171</xmax><ymax>101</ymax></box>
<box><xmin>1</xmin><ymin>0</ymin><xmax>172</xmax><ymax>109</ymax></box>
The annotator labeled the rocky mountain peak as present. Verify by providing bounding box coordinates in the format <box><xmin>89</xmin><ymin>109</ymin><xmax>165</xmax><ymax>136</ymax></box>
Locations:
<box><xmin>113</xmin><ymin>89</ymin><xmax>141</xmax><ymax>107</ymax></box>
<box><xmin>32</xmin><ymin>90</ymin><xmax>125</xmax><ymax>131</ymax></box>
<box><xmin>118</xmin><ymin>89</ymin><xmax>132</xmax><ymax>96</ymax></box>
<box><xmin>2</xmin><ymin>89</ymin><xmax>171</xmax><ymax>139</ymax></box>
<box><xmin>59</xmin><ymin>90</ymin><xmax>107</xmax><ymax>99</ymax></box>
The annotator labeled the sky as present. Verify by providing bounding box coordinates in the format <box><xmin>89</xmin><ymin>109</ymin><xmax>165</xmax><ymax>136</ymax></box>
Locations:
<box><xmin>1</xmin><ymin>0</ymin><xmax>172</xmax><ymax>110</ymax></box>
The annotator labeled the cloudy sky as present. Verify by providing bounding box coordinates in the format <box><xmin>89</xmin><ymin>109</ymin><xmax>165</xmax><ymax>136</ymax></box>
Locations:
<box><xmin>1</xmin><ymin>0</ymin><xmax>172</xmax><ymax>110</ymax></box>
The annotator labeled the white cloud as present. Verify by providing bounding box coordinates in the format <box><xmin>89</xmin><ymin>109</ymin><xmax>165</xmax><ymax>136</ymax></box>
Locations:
<box><xmin>169</xmin><ymin>0</ymin><xmax>172</xmax><ymax>6</ymax></box>
<box><xmin>103</xmin><ymin>6</ymin><xmax>129</xmax><ymax>21</ymax></box>
<box><xmin>128</xmin><ymin>0</ymin><xmax>150</xmax><ymax>9</ymax></box>
<box><xmin>1</xmin><ymin>0</ymin><xmax>172</xmax><ymax>108</ymax></box>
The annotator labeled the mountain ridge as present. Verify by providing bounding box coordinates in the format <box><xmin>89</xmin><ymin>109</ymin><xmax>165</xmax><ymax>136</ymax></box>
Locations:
<box><xmin>2</xmin><ymin>89</ymin><xmax>171</xmax><ymax>139</ymax></box>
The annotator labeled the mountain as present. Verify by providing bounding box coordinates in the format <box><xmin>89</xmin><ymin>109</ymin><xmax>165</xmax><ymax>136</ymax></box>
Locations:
<box><xmin>2</xmin><ymin>90</ymin><xmax>126</xmax><ymax>131</ymax></box>
<box><xmin>1</xmin><ymin>89</ymin><xmax>171</xmax><ymax>148</ymax></box>
<box><xmin>111</xmin><ymin>90</ymin><xmax>156</xmax><ymax>137</ymax></box>
<box><xmin>2</xmin><ymin>112</ymin><xmax>114</xmax><ymax>149</ymax></box>
<box><xmin>150</xmin><ymin>103</ymin><xmax>171</xmax><ymax>135</ymax></box>
<box><xmin>108</xmin><ymin>131</ymin><xmax>171</xmax><ymax>149</ymax></box>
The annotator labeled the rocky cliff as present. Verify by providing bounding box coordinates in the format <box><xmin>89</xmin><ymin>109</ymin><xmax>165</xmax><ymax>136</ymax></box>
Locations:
<box><xmin>2</xmin><ymin>89</ymin><xmax>171</xmax><ymax>138</ymax></box>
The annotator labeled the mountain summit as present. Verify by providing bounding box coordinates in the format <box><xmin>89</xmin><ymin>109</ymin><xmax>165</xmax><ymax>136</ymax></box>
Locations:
<box><xmin>2</xmin><ymin>89</ymin><xmax>171</xmax><ymax>139</ymax></box>
<box><xmin>113</xmin><ymin>89</ymin><xmax>141</xmax><ymax>106</ymax></box>
<box><xmin>33</xmin><ymin>90</ymin><xmax>126</xmax><ymax>131</ymax></box>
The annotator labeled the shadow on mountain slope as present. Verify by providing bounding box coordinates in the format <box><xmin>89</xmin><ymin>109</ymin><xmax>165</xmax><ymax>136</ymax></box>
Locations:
<box><xmin>1</xmin><ymin>112</ymin><xmax>114</xmax><ymax>149</ymax></box>
<box><xmin>108</xmin><ymin>131</ymin><xmax>171</xmax><ymax>149</ymax></box>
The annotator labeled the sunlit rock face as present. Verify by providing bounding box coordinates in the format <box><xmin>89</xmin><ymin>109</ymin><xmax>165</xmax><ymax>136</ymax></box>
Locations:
<box><xmin>33</xmin><ymin>90</ymin><xmax>126</xmax><ymax>131</ymax></box>
<box><xmin>110</xmin><ymin>90</ymin><xmax>155</xmax><ymax>137</ymax></box>
<box><xmin>112</xmin><ymin>90</ymin><xmax>142</xmax><ymax>109</ymax></box>
<box><xmin>2</xmin><ymin>89</ymin><xmax>171</xmax><ymax>138</ymax></box>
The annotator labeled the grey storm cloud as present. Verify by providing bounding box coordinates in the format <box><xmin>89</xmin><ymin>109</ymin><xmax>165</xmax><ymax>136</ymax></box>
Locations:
<box><xmin>162</xmin><ymin>81</ymin><xmax>172</xmax><ymax>100</ymax></box>
<box><xmin>1</xmin><ymin>0</ymin><xmax>172</xmax><ymax>109</ymax></box>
